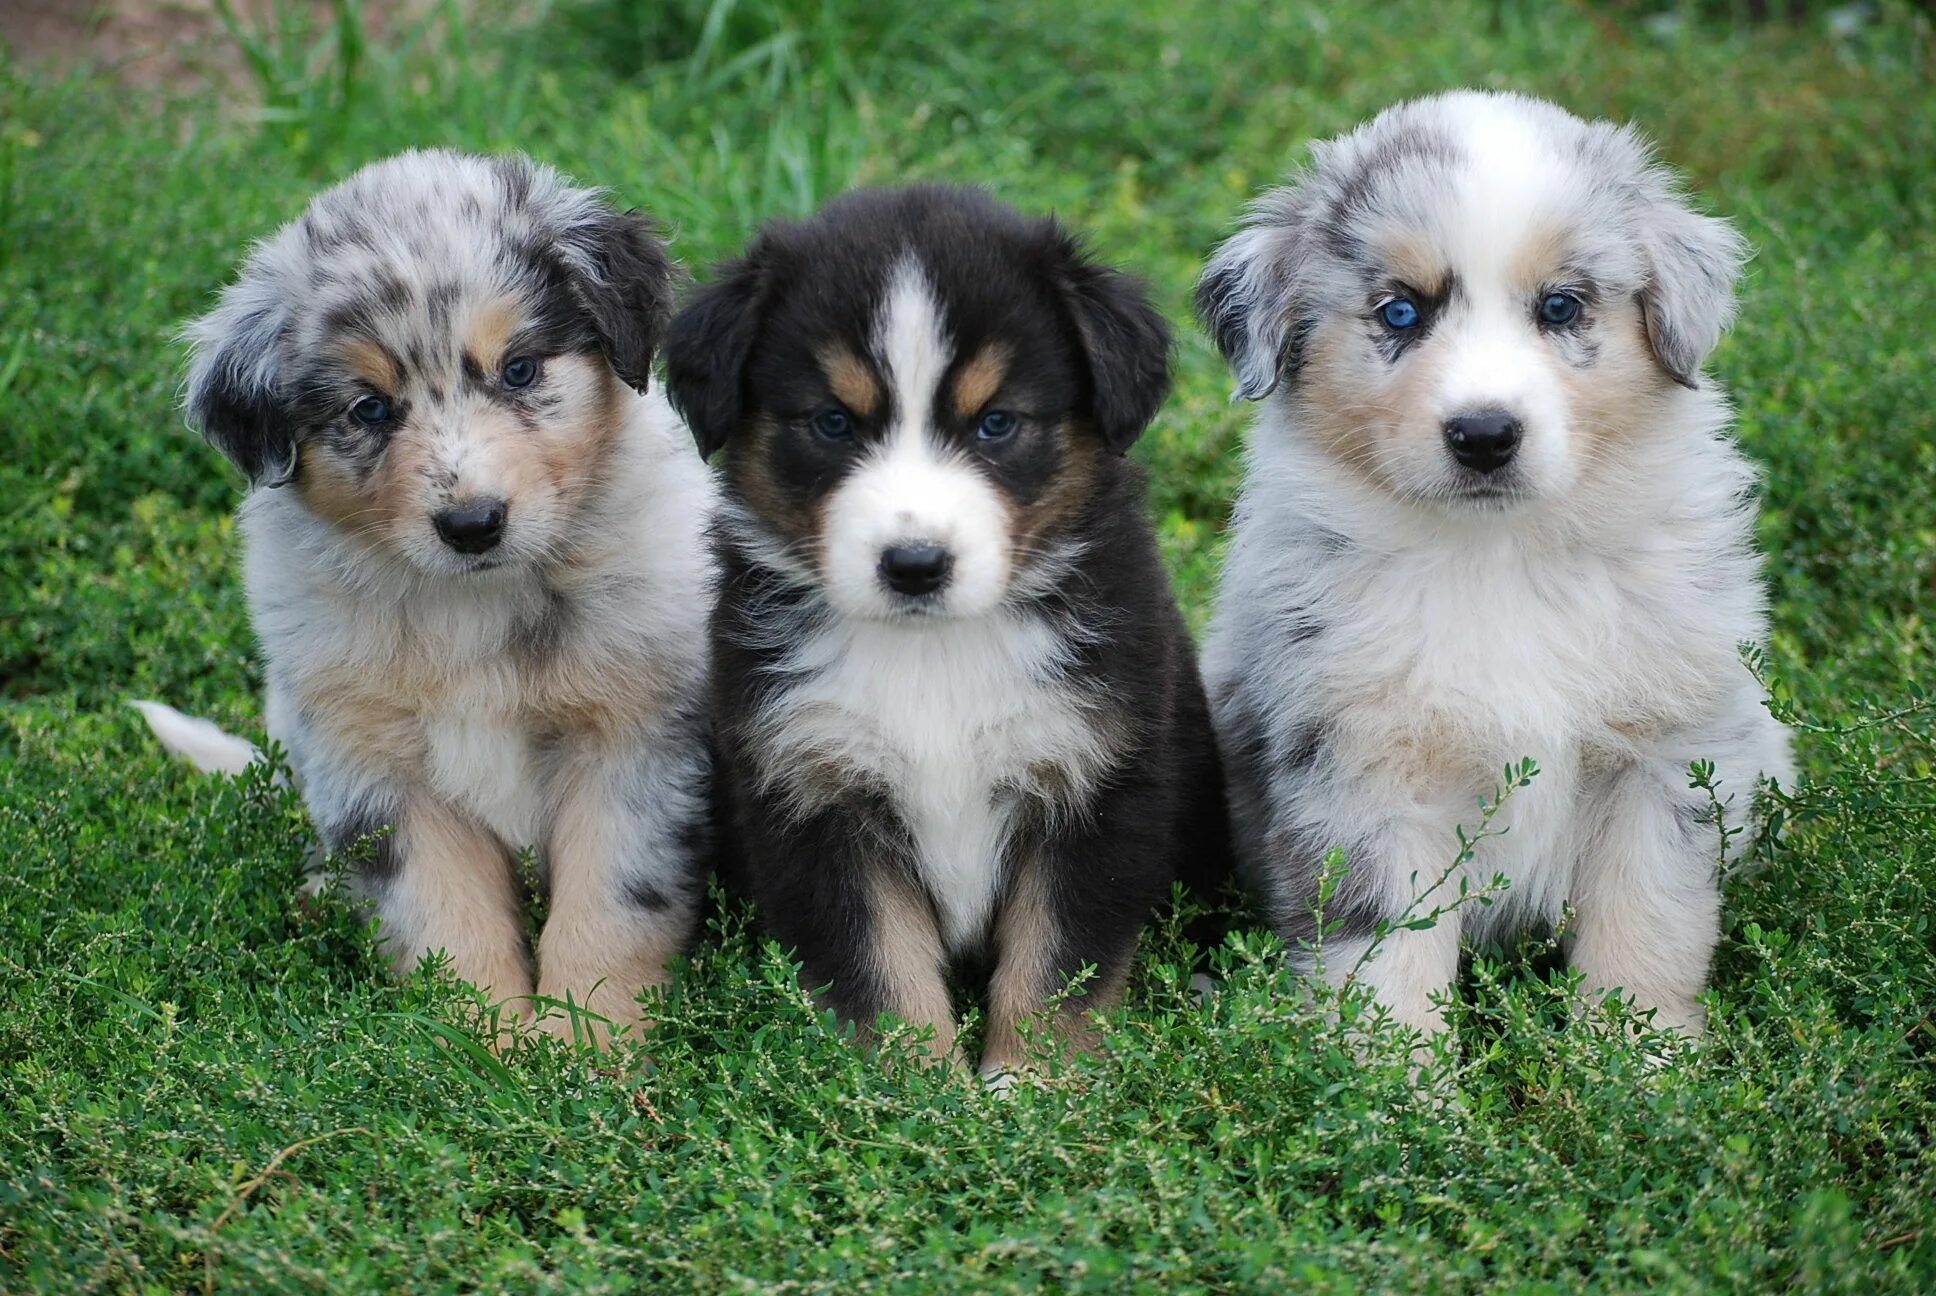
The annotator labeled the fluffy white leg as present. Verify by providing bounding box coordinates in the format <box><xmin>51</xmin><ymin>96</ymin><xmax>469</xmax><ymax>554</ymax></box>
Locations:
<box><xmin>1296</xmin><ymin>807</ymin><xmax>1475</xmax><ymax>1042</ymax></box>
<box><xmin>1569</xmin><ymin>761</ymin><xmax>1719</xmax><ymax>1036</ymax></box>
<box><xmin>1320</xmin><ymin>911</ymin><xmax>1463</xmax><ymax>1039</ymax></box>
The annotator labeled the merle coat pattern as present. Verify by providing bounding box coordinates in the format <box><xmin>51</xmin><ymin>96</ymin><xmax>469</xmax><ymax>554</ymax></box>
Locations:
<box><xmin>1195</xmin><ymin>93</ymin><xmax>1793</xmax><ymax>1045</ymax></box>
<box><xmin>141</xmin><ymin>150</ymin><xmax>716</xmax><ymax>1048</ymax></box>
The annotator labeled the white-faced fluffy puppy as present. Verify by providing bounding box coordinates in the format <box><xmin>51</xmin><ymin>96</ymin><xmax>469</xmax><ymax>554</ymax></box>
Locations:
<box><xmin>137</xmin><ymin>150</ymin><xmax>716</xmax><ymax>1046</ymax></box>
<box><xmin>664</xmin><ymin>185</ymin><xmax>1228</xmax><ymax>1081</ymax></box>
<box><xmin>1195</xmin><ymin>92</ymin><xmax>1793</xmax><ymax>1041</ymax></box>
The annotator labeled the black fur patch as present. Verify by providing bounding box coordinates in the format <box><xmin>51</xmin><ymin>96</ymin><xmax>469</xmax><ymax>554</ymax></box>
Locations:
<box><xmin>1274</xmin><ymin>605</ymin><xmax>1326</xmax><ymax>644</ymax></box>
<box><xmin>624</xmin><ymin>879</ymin><xmax>673</xmax><ymax>913</ymax></box>
<box><xmin>193</xmin><ymin>367</ymin><xmax>302</xmax><ymax>488</ymax></box>
<box><xmin>322</xmin><ymin>797</ymin><xmax>401</xmax><ymax>882</ymax></box>
<box><xmin>187</xmin><ymin>301</ymin><xmax>302</xmax><ymax>487</ymax></box>
<box><xmin>1318</xmin><ymin>123</ymin><xmax>1461</xmax><ymax>260</ymax></box>
<box><xmin>556</xmin><ymin>208</ymin><xmax>678</xmax><ymax>394</ymax></box>
<box><xmin>509</xmin><ymin>586</ymin><xmax>572</xmax><ymax>662</ymax></box>
<box><xmin>1281</xmin><ymin>721</ymin><xmax>1327</xmax><ymax>773</ymax></box>
<box><xmin>1277</xmin><ymin>859</ymin><xmax>1387</xmax><ymax>953</ymax></box>
<box><xmin>1221</xmin><ymin>702</ymin><xmax>1326</xmax><ymax>792</ymax></box>
<box><xmin>1192</xmin><ymin>255</ymin><xmax>1254</xmax><ymax>382</ymax></box>
<box><xmin>1676</xmin><ymin>798</ymin><xmax>1717</xmax><ymax>848</ymax></box>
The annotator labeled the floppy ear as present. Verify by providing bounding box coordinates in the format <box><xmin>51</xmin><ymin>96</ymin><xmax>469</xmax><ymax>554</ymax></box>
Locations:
<box><xmin>1195</xmin><ymin>185</ymin><xmax>1317</xmax><ymax>402</ymax></box>
<box><xmin>1635</xmin><ymin>186</ymin><xmax>1749</xmax><ymax>389</ymax></box>
<box><xmin>1050</xmin><ymin>227</ymin><xmax>1171</xmax><ymax>456</ymax></box>
<box><xmin>557</xmin><ymin>205</ymin><xmax>680</xmax><ymax>395</ymax></box>
<box><xmin>182</xmin><ymin>285</ymin><xmax>299</xmax><ymax>489</ymax></box>
<box><xmin>663</xmin><ymin>251</ymin><xmax>768</xmax><ymax>460</ymax></box>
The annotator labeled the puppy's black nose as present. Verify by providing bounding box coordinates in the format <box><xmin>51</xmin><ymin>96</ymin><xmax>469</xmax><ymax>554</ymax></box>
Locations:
<box><xmin>879</xmin><ymin>544</ymin><xmax>953</xmax><ymax>597</ymax></box>
<box><xmin>1443</xmin><ymin>411</ymin><xmax>1523</xmax><ymax>474</ymax></box>
<box><xmin>434</xmin><ymin>499</ymin><xmax>508</xmax><ymax>554</ymax></box>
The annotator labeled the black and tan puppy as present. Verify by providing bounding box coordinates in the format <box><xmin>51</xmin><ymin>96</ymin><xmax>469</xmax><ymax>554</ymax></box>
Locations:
<box><xmin>664</xmin><ymin>185</ymin><xmax>1226</xmax><ymax>1083</ymax></box>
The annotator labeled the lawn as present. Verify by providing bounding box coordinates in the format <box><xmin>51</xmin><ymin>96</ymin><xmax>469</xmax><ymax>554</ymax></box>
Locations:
<box><xmin>2</xmin><ymin>1</ymin><xmax>1933</xmax><ymax>1291</ymax></box>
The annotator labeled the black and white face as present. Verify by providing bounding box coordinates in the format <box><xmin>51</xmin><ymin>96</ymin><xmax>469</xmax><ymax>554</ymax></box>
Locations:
<box><xmin>184</xmin><ymin>150</ymin><xmax>675</xmax><ymax>575</ymax></box>
<box><xmin>667</xmin><ymin>185</ymin><xmax>1171</xmax><ymax>621</ymax></box>
<box><xmin>1198</xmin><ymin>91</ymin><xmax>1747</xmax><ymax>511</ymax></box>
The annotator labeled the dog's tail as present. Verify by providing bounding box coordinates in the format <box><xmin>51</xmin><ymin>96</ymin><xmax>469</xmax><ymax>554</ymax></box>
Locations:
<box><xmin>130</xmin><ymin>700</ymin><xmax>262</xmax><ymax>776</ymax></box>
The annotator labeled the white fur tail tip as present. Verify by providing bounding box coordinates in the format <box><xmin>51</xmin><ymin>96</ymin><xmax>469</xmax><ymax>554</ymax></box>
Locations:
<box><xmin>130</xmin><ymin>700</ymin><xmax>261</xmax><ymax>777</ymax></box>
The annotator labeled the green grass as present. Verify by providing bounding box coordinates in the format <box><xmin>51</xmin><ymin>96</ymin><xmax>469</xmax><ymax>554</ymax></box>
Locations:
<box><xmin>3</xmin><ymin>1</ymin><xmax>1934</xmax><ymax>1290</ymax></box>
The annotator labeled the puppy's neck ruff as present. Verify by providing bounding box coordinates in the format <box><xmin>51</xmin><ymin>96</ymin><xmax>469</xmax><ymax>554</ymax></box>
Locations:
<box><xmin>744</xmin><ymin>584</ymin><xmax>1113</xmax><ymax>950</ymax></box>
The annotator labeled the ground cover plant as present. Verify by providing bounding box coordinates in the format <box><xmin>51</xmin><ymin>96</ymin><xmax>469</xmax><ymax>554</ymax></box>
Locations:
<box><xmin>1</xmin><ymin>1</ymin><xmax>1932</xmax><ymax>1291</ymax></box>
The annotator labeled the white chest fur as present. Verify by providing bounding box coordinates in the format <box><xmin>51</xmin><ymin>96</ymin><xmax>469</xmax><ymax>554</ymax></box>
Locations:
<box><xmin>255</xmin><ymin>570</ymin><xmax>562</xmax><ymax>850</ymax></box>
<box><xmin>421</xmin><ymin>691</ymin><xmax>547</xmax><ymax>849</ymax></box>
<box><xmin>756</xmin><ymin>612</ymin><xmax>1112</xmax><ymax>949</ymax></box>
<box><xmin>1208</xmin><ymin>411</ymin><xmax>1772</xmax><ymax>933</ymax></box>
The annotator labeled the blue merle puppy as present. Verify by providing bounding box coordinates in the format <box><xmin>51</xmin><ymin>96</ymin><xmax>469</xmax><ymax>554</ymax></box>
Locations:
<box><xmin>138</xmin><ymin>150</ymin><xmax>716</xmax><ymax>1046</ymax></box>
<box><xmin>1196</xmin><ymin>93</ymin><xmax>1793</xmax><ymax>1044</ymax></box>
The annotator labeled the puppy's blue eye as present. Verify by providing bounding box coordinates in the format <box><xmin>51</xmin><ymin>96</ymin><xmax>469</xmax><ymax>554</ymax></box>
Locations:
<box><xmin>977</xmin><ymin>410</ymin><xmax>1018</xmax><ymax>442</ymax></box>
<box><xmin>502</xmin><ymin>356</ymin><xmax>540</xmax><ymax>388</ymax></box>
<box><xmin>350</xmin><ymin>396</ymin><xmax>390</xmax><ymax>426</ymax></box>
<box><xmin>1379</xmin><ymin>298</ymin><xmax>1421</xmax><ymax>330</ymax></box>
<box><xmin>810</xmin><ymin>408</ymin><xmax>853</xmax><ymax>440</ymax></box>
<box><xmin>1538</xmin><ymin>292</ymin><xmax>1582</xmax><ymax>326</ymax></box>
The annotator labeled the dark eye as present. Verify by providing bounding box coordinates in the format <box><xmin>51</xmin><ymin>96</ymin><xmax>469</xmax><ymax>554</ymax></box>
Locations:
<box><xmin>1538</xmin><ymin>292</ymin><xmax>1582</xmax><ymax>327</ymax></box>
<box><xmin>502</xmin><ymin>356</ymin><xmax>540</xmax><ymax>388</ymax></box>
<box><xmin>976</xmin><ymin>410</ymin><xmax>1018</xmax><ymax>442</ymax></box>
<box><xmin>1379</xmin><ymin>298</ymin><xmax>1421</xmax><ymax>330</ymax></box>
<box><xmin>809</xmin><ymin>408</ymin><xmax>853</xmax><ymax>441</ymax></box>
<box><xmin>350</xmin><ymin>395</ymin><xmax>391</xmax><ymax>426</ymax></box>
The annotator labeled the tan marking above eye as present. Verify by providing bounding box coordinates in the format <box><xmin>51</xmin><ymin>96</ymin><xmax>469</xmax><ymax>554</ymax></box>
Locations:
<box><xmin>464</xmin><ymin>295</ymin><xmax>524</xmax><ymax>371</ymax></box>
<box><xmin>337</xmin><ymin>337</ymin><xmax>401</xmax><ymax>393</ymax></box>
<box><xmin>949</xmin><ymin>342</ymin><xmax>1011</xmax><ymax>420</ymax></box>
<box><xmin>1370</xmin><ymin>229</ymin><xmax>1451</xmax><ymax>298</ymax></box>
<box><xmin>819</xmin><ymin>346</ymin><xmax>882</xmax><ymax>417</ymax></box>
<box><xmin>1507</xmin><ymin>222</ymin><xmax>1576</xmax><ymax>294</ymax></box>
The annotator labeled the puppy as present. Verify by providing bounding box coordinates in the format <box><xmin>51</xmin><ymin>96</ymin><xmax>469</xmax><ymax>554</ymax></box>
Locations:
<box><xmin>664</xmin><ymin>185</ymin><xmax>1226</xmax><ymax>1081</ymax></box>
<box><xmin>1195</xmin><ymin>92</ymin><xmax>1793</xmax><ymax>1041</ymax></box>
<box><xmin>138</xmin><ymin>150</ymin><xmax>716</xmax><ymax>1046</ymax></box>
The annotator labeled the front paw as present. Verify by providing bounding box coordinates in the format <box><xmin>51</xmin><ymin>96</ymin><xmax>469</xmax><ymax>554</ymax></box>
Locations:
<box><xmin>1575</xmin><ymin>985</ymin><xmax>1706</xmax><ymax>1068</ymax></box>
<box><xmin>531</xmin><ymin>988</ymin><xmax>646</xmax><ymax>1051</ymax></box>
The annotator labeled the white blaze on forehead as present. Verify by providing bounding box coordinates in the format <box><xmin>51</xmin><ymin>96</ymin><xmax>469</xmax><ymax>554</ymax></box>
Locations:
<box><xmin>877</xmin><ymin>257</ymin><xmax>951</xmax><ymax>435</ymax></box>
<box><xmin>1414</xmin><ymin>100</ymin><xmax>1586</xmax><ymax>499</ymax></box>
<box><xmin>1439</xmin><ymin>94</ymin><xmax>1563</xmax><ymax>283</ymax></box>
<box><xmin>818</xmin><ymin>256</ymin><xmax>1011</xmax><ymax>620</ymax></box>
<box><xmin>1453</xmin><ymin>95</ymin><xmax>1548</xmax><ymax>191</ymax></box>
